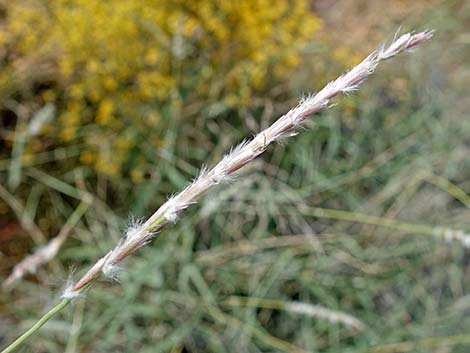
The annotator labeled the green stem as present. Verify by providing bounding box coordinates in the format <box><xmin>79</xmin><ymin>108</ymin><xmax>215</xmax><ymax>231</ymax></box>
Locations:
<box><xmin>1</xmin><ymin>298</ymin><xmax>71</xmax><ymax>353</ymax></box>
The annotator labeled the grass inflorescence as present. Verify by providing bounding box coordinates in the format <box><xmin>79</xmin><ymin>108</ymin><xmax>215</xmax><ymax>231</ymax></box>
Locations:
<box><xmin>0</xmin><ymin>30</ymin><xmax>435</xmax><ymax>353</ymax></box>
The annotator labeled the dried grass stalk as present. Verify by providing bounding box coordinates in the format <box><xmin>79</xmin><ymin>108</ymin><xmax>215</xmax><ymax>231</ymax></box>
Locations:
<box><xmin>225</xmin><ymin>296</ymin><xmax>365</xmax><ymax>330</ymax></box>
<box><xmin>3</xmin><ymin>201</ymin><xmax>90</xmax><ymax>289</ymax></box>
<box><xmin>1</xmin><ymin>30</ymin><xmax>432</xmax><ymax>353</ymax></box>
<box><xmin>66</xmin><ymin>30</ymin><xmax>433</xmax><ymax>298</ymax></box>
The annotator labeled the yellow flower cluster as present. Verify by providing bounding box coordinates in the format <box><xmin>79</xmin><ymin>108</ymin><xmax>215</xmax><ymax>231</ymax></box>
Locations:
<box><xmin>1</xmin><ymin>0</ymin><xmax>320</xmax><ymax>178</ymax></box>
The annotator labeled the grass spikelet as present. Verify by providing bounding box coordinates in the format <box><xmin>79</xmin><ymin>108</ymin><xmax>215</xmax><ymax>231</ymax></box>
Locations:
<box><xmin>0</xmin><ymin>30</ymin><xmax>433</xmax><ymax>353</ymax></box>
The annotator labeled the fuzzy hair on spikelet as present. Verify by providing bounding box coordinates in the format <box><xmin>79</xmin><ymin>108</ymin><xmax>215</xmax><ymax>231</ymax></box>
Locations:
<box><xmin>101</xmin><ymin>262</ymin><xmax>123</xmax><ymax>282</ymax></box>
<box><xmin>124</xmin><ymin>216</ymin><xmax>144</xmax><ymax>241</ymax></box>
<box><xmin>61</xmin><ymin>273</ymin><xmax>82</xmax><ymax>300</ymax></box>
<box><xmin>163</xmin><ymin>193</ymin><xmax>194</xmax><ymax>223</ymax></box>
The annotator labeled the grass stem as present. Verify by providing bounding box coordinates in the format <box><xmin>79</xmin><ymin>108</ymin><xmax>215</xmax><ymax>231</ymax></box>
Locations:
<box><xmin>0</xmin><ymin>298</ymin><xmax>71</xmax><ymax>353</ymax></box>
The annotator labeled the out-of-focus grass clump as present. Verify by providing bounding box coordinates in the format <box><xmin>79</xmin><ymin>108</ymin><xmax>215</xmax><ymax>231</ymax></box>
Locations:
<box><xmin>0</xmin><ymin>0</ymin><xmax>320</xmax><ymax>178</ymax></box>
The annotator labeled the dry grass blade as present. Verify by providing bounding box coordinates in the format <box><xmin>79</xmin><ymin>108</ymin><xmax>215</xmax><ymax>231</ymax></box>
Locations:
<box><xmin>0</xmin><ymin>183</ymin><xmax>46</xmax><ymax>244</ymax></box>
<box><xmin>195</xmin><ymin>234</ymin><xmax>320</xmax><ymax>265</ymax></box>
<box><xmin>224</xmin><ymin>296</ymin><xmax>365</xmax><ymax>330</ymax></box>
<box><xmin>3</xmin><ymin>201</ymin><xmax>90</xmax><ymax>289</ymax></box>
<box><xmin>371</xmin><ymin>334</ymin><xmax>470</xmax><ymax>353</ymax></box>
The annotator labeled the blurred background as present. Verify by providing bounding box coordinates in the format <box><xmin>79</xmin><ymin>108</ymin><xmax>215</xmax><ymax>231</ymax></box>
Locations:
<box><xmin>0</xmin><ymin>0</ymin><xmax>469</xmax><ymax>352</ymax></box>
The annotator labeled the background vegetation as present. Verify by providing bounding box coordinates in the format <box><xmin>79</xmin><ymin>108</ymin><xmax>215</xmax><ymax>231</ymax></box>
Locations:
<box><xmin>0</xmin><ymin>0</ymin><xmax>469</xmax><ymax>352</ymax></box>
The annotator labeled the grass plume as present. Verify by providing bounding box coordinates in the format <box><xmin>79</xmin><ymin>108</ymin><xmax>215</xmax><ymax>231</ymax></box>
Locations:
<box><xmin>0</xmin><ymin>30</ymin><xmax>432</xmax><ymax>353</ymax></box>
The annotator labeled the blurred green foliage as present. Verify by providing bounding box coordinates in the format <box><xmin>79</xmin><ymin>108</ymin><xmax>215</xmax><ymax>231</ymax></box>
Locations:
<box><xmin>1</xmin><ymin>1</ymin><xmax>470</xmax><ymax>353</ymax></box>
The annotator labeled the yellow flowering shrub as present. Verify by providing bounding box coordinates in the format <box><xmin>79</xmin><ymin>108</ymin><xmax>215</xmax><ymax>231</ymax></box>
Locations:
<box><xmin>0</xmin><ymin>0</ymin><xmax>321</xmax><ymax>178</ymax></box>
